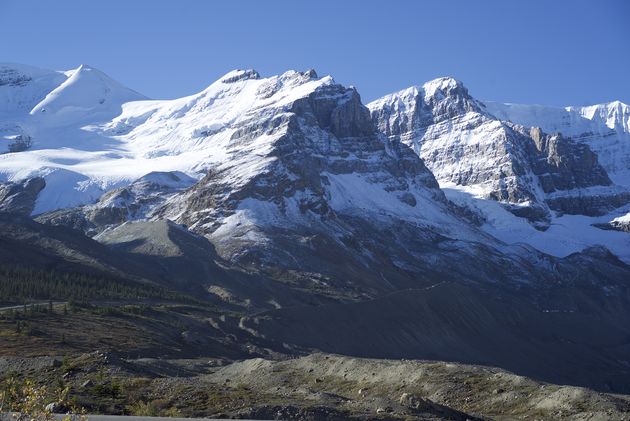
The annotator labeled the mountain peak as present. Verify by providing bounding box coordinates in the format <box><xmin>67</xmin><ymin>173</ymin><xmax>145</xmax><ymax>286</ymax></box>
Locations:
<box><xmin>29</xmin><ymin>63</ymin><xmax>146</xmax><ymax>118</ymax></box>
<box><xmin>63</xmin><ymin>64</ymin><xmax>108</xmax><ymax>79</ymax></box>
<box><xmin>304</xmin><ymin>68</ymin><xmax>318</xmax><ymax>79</ymax></box>
<box><xmin>0</xmin><ymin>62</ymin><xmax>58</xmax><ymax>81</ymax></box>
<box><xmin>219</xmin><ymin>69</ymin><xmax>261</xmax><ymax>84</ymax></box>
<box><xmin>422</xmin><ymin>76</ymin><xmax>467</xmax><ymax>98</ymax></box>
<box><xmin>0</xmin><ymin>63</ymin><xmax>68</xmax><ymax>114</ymax></box>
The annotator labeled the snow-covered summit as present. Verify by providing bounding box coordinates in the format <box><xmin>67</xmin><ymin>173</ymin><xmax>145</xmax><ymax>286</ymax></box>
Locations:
<box><xmin>369</xmin><ymin>78</ymin><xmax>630</xmax><ymax>262</ymax></box>
<box><xmin>104</xmin><ymin>68</ymin><xmax>334</xmax><ymax>164</ymax></box>
<box><xmin>0</xmin><ymin>66</ymin><xmax>339</xmax><ymax>213</ymax></box>
<box><xmin>483</xmin><ymin>100</ymin><xmax>630</xmax><ymax>185</ymax></box>
<box><xmin>29</xmin><ymin>64</ymin><xmax>146</xmax><ymax>123</ymax></box>
<box><xmin>576</xmin><ymin>100</ymin><xmax>630</xmax><ymax>133</ymax></box>
<box><xmin>219</xmin><ymin>69</ymin><xmax>261</xmax><ymax>83</ymax></box>
<box><xmin>370</xmin><ymin>76</ymin><xmax>478</xmax><ymax>108</ymax></box>
<box><xmin>484</xmin><ymin>100</ymin><xmax>630</xmax><ymax>136</ymax></box>
<box><xmin>0</xmin><ymin>63</ymin><xmax>66</xmax><ymax>115</ymax></box>
<box><xmin>422</xmin><ymin>76</ymin><xmax>466</xmax><ymax>98</ymax></box>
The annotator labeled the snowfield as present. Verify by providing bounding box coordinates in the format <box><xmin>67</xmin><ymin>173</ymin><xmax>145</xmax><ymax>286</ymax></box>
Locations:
<box><xmin>484</xmin><ymin>100</ymin><xmax>630</xmax><ymax>185</ymax></box>
<box><xmin>0</xmin><ymin>65</ymin><xmax>337</xmax><ymax>212</ymax></box>
<box><xmin>442</xmin><ymin>182</ymin><xmax>630</xmax><ymax>263</ymax></box>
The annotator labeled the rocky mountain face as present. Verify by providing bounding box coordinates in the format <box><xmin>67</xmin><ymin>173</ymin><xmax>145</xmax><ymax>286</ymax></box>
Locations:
<box><xmin>155</xmin><ymin>70</ymin><xmax>452</xmax><ymax>256</ymax></box>
<box><xmin>0</xmin><ymin>177</ymin><xmax>45</xmax><ymax>215</ymax></box>
<box><xmin>26</xmin><ymin>69</ymin><xmax>627</xmax><ymax>301</ymax></box>
<box><xmin>595</xmin><ymin>212</ymin><xmax>630</xmax><ymax>233</ymax></box>
<box><xmin>36</xmin><ymin>171</ymin><xmax>196</xmax><ymax>236</ymax></box>
<box><xmin>484</xmin><ymin>100</ymin><xmax>630</xmax><ymax>184</ymax></box>
<box><xmin>368</xmin><ymin>78</ymin><xmax>629</xmax><ymax>229</ymax></box>
<box><xmin>1</xmin><ymin>64</ymin><xmax>630</xmax><ymax>392</ymax></box>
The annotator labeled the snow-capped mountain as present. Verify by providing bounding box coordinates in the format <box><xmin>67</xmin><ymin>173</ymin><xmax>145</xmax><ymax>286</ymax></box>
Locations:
<box><xmin>0</xmin><ymin>63</ymin><xmax>147</xmax><ymax>211</ymax></box>
<box><xmin>0</xmin><ymin>63</ymin><xmax>628</xmax><ymax>266</ymax></box>
<box><xmin>30</xmin><ymin>64</ymin><xmax>146</xmax><ymax>122</ymax></box>
<box><xmin>483</xmin><ymin>100</ymin><xmax>630</xmax><ymax>185</ymax></box>
<box><xmin>0</xmin><ymin>63</ymin><xmax>67</xmax><ymax>115</ymax></box>
<box><xmin>368</xmin><ymin>78</ymin><xmax>630</xmax><ymax>261</ymax></box>
<box><xmin>147</xmin><ymin>69</ymin><xmax>490</xmax><ymax>270</ymax></box>
<box><xmin>1</xmin><ymin>63</ymin><xmax>630</xmax><ymax>396</ymax></box>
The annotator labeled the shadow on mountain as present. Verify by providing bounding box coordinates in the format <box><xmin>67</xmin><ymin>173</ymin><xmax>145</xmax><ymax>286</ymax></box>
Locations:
<box><xmin>95</xmin><ymin>219</ymin><xmax>354</xmax><ymax>309</ymax></box>
<box><xmin>242</xmin><ymin>282</ymin><xmax>630</xmax><ymax>393</ymax></box>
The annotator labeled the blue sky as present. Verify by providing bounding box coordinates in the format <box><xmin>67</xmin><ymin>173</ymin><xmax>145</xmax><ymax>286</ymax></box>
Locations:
<box><xmin>1</xmin><ymin>0</ymin><xmax>628</xmax><ymax>105</ymax></box>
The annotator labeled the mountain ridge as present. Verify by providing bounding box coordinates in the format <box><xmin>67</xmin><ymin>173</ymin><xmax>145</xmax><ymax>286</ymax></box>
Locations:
<box><xmin>369</xmin><ymin>76</ymin><xmax>630</xmax><ymax>261</ymax></box>
<box><xmin>1</xmin><ymin>63</ymin><xmax>630</xmax><ymax>394</ymax></box>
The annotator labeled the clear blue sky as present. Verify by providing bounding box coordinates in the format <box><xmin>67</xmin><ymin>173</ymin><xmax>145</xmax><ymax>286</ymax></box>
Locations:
<box><xmin>1</xmin><ymin>0</ymin><xmax>628</xmax><ymax>106</ymax></box>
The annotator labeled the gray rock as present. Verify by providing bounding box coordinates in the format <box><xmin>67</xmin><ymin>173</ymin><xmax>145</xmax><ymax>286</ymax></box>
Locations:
<box><xmin>368</xmin><ymin>79</ymin><xmax>629</xmax><ymax>226</ymax></box>
<box><xmin>0</xmin><ymin>177</ymin><xmax>45</xmax><ymax>215</ymax></box>
<box><xmin>398</xmin><ymin>192</ymin><xmax>417</xmax><ymax>207</ymax></box>
<box><xmin>36</xmin><ymin>171</ymin><xmax>195</xmax><ymax>235</ymax></box>
<box><xmin>593</xmin><ymin>216</ymin><xmax>630</xmax><ymax>233</ymax></box>
<box><xmin>546</xmin><ymin>191</ymin><xmax>630</xmax><ymax>216</ymax></box>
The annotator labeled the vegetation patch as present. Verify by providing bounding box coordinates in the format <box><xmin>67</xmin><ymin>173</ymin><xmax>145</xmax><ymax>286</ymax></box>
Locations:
<box><xmin>0</xmin><ymin>265</ymin><xmax>189</xmax><ymax>303</ymax></box>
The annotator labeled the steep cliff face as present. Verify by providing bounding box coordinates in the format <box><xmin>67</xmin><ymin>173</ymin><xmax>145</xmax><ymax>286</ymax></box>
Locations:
<box><xmin>145</xmin><ymin>71</ymin><xmax>495</xmax><ymax>294</ymax></box>
<box><xmin>484</xmin><ymin>100</ymin><xmax>630</xmax><ymax>185</ymax></box>
<box><xmin>370</xmin><ymin>79</ymin><xmax>539</xmax><ymax>221</ymax></box>
<box><xmin>0</xmin><ymin>177</ymin><xmax>45</xmax><ymax>215</ymax></box>
<box><xmin>368</xmin><ymin>78</ymin><xmax>628</xmax><ymax>229</ymax></box>
<box><xmin>160</xmin><ymin>72</ymin><xmax>446</xmax><ymax>235</ymax></box>
<box><xmin>525</xmin><ymin>126</ymin><xmax>611</xmax><ymax>192</ymax></box>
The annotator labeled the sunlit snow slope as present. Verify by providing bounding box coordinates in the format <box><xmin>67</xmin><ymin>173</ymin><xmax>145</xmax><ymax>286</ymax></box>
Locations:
<box><xmin>484</xmin><ymin>101</ymin><xmax>630</xmax><ymax>186</ymax></box>
<box><xmin>0</xmin><ymin>63</ymin><xmax>628</xmax><ymax>261</ymax></box>
<box><xmin>369</xmin><ymin>79</ymin><xmax>630</xmax><ymax>262</ymax></box>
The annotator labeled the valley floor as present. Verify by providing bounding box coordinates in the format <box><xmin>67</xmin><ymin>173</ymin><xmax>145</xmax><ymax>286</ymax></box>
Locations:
<box><xmin>1</xmin><ymin>302</ymin><xmax>629</xmax><ymax>420</ymax></box>
<box><xmin>2</xmin><ymin>352</ymin><xmax>630</xmax><ymax>420</ymax></box>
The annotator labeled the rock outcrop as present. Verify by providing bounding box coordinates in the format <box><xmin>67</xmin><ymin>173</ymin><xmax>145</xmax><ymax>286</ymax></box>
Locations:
<box><xmin>368</xmin><ymin>78</ymin><xmax>629</xmax><ymax>229</ymax></box>
<box><xmin>36</xmin><ymin>171</ymin><xmax>195</xmax><ymax>235</ymax></box>
<box><xmin>483</xmin><ymin>100</ymin><xmax>630</xmax><ymax>183</ymax></box>
<box><xmin>594</xmin><ymin>213</ymin><xmax>630</xmax><ymax>233</ymax></box>
<box><xmin>0</xmin><ymin>177</ymin><xmax>45</xmax><ymax>215</ymax></box>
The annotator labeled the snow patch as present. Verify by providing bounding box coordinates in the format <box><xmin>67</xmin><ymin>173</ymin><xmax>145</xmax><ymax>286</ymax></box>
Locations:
<box><xmin>442</xmin><ymin>182</ymin><xmax>630</xmax><ymax>263</ymax></box>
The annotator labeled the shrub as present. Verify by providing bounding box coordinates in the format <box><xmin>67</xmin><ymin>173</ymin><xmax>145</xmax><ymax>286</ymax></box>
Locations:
<box><xmin>0</xmin><ymin>378</ymin><xmax>86</xmax><ymax>421</ymax></box>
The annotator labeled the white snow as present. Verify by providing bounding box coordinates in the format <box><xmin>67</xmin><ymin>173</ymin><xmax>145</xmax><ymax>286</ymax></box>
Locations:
<box><xmin>30</xmin><ymin>64</ymin><xmax>145</xmax><ymax>124</ymax></box>
<box><xmin>0</xmin><ymin>65</ymin><xmax>333</xmax><ymax>213</ymax></box>
<box><xmin>0</xmin><ymin>63</ymin><xmax>67</xmax><ymax>115</ymax></box>
<box><xmin>325</xmin><ymin>172</ymin><xmax>436</xmax><ymax>221</ymax></box>
<box><xmin>421</xmin><ymin>76</ymin><xmax>461</xmax><ymax>98</ymax></box>
<box><xmin>31</xmin><ymin>167</ymin><xmax>110</xmax><ymax>214</ymax></box>
<box><xmin>442</xmin><ymin>182</ymin><xmax>630</xmax><ymax>263</ymax></box>
<box><xmin>611</xmin><ymin>212</ymin><xmax>630</xmax><ymax>224</ymax></box>
<box><xmin>483</xmin><ymin>100</ymin><xmax>630</xmax><ymax>185</ymax></box>
<box><xmin>0</xmin><ymin>63</ymin><xmax>628</xmax><ymax>264</ymax></box>
<box><xmin>323</xmin><ymin>171</ymin><xmax>483</xmax><ymax>242</ymax></box>
<box><xmin>369</xmin><ymin>79</ymin><xmax>630</xmax><ymax>263</ymax></box>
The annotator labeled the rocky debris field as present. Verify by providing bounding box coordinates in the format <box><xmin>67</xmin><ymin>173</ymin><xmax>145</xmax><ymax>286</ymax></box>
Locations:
<box><xmin>2</xmin><ymin>351</ymin><xmax>630</xmax><ymax>420</ymax></box>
